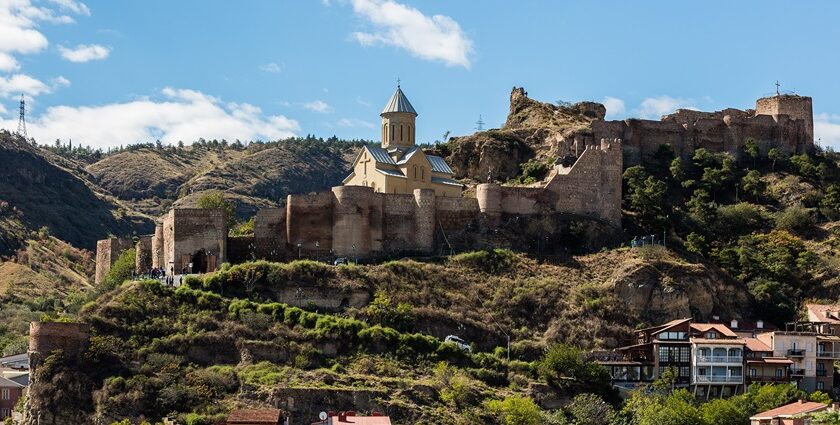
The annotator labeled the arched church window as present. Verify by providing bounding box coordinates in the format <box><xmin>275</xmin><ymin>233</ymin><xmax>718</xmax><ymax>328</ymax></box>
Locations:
<box><xmin>421</xmin><ymin>167</ymin><xmax>425</xmax><ymax>181</ymax></box>
<box><xmin>391</xmin><ymin>125</ymin><xmax>394</xmax><ymax>141</ymax></box>
<box><xmin>400</xmin><ymin>125</ymin><xmax>403</xmax><ymax>141</ymax></box>
<box><xmin>413</xmin><ymin>165</ymin><xmax>418</xmax><ymax>180</ymax></box>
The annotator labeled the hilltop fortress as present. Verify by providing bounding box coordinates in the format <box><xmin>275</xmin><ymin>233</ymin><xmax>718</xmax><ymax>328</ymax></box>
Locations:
<box><xmin>95</xmin><ymin>85</ymin><xmax>814</xmax><ymax>279</ymax></box>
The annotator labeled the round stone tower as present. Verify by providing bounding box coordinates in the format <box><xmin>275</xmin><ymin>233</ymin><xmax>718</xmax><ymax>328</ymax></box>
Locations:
<box><xmin>381</xmin><ymin>85</ymin><xmax>418</xmax><ymax>149</ymax></box>
<box><xmin>413</xmin><ymin>188</ymin><xmax>435</xmax><ymax>253</ymax></box>
<box><xmin>331</xmin><ymin>186</ymin><xmax>373</xmax><ymax>257</ymax></box>
<box><xmin>476</xmin><ymin>183</ymin><xmax>503</xmax><ymax>226</ymax></box>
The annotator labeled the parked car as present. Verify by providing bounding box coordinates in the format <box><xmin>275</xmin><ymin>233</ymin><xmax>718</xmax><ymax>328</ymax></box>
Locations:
<box><xmin>333</xmin><ymin>257</ymin><xmax>348</xmax><ymax>266</ymax></box>
<box><xmin>444</xmin><ymin>335</ymin><xmax>471</xmax><ymax>352</ymax></box>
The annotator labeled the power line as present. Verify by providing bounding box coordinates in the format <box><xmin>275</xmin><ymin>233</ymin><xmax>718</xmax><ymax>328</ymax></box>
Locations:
<box><xmin>17</xmin><ymin>93</ymin><xmax>27</xmax><ymax>138</ymax></box>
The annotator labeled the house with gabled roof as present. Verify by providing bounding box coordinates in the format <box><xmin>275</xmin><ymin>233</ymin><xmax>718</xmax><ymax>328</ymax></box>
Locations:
<box><xmin>343</xmin><ymin>84</ymin><xmax>463</xmax><ymax>197</ymax></box>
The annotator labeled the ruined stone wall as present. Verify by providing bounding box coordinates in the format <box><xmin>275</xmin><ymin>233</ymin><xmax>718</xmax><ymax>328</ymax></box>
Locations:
<box><xmin>254</xmin><ymin>207</ymin><xmax>287</xmax><ymax>261</ymax></box>
<box><xmin>594</xmin><ymin>107</ymin><xmax>812</xmax><ymax>166</ymax></box>
<box><xmin>227</xmin><ymin>236</ymin><xmax>256</xmax><ymax>264</ymax></box>
<box><xmin>162</xmin><ymin>209</ymin><xmax>227</xmax><ymax>273</ymax></box>
<box><xmin>135</xmin><ymin>235</ymin><xmax>153</xmax><ymax>273</ymax></box>
<box><xmin>755</xmin><ymin>94</ymin><xmax>814</xmax><ymax>144</ymax></box>
<box><xmin>286</xmin><ymin>192</ymin><xmax>334</xmax><ymax>255</ymax></box>
<box><xmin>94</xmin><ymin>237</ymin><xmax>132</xmax><ymax>285</ymax></box>
<box><xmin>151</xmin><ymin>223</ymin><xmax>163</xmax><ymax>269</ymax></box>
<box><xmin>23</xmin><ymin>322</ymin><xmax>92</xmax><ymax>425</ymax></box>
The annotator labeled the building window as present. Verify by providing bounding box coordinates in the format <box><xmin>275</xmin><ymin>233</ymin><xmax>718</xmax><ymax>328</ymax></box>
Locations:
<box><xmin>818</xmin><ymin>381</ymin><xmax>825</xmax><ymax>390</ymax></box>
<box><xmin>680</xmin><ymin>367</ymin><xmax>690</xmax><ymax>377</ymax></box>
<box><xmin>1</xmin><ymin>408</ymin><xmax>11</xmax><ymax>418</ymax></box>
<box><xmin>413</xmin><ymin>166</ymin><xmax>418</xmax><ymax>180</ymax></box>
<box><xmin>0</xmin><ymin>388</ymin><xmax>8</xmax><ymax>400</ymax></box>
<box><xmin>707</xmin><ymin>330</ymin><xmax>717</xmax><ymax>339</ymax></box>
<box><xmin>400</xmin><ymin>125</ymin><xmax>403</xmax><ymax>140</ymax></box>
<box><xmin>698</xmin><ymin>367</ymin><xmax>707</xmax><ymax>376</ymax></box>
<box><xmin>391</xmin><ymin>125</ymin><xmax>394</xmax><ymax>141</ymax></box>
<box><xmin>775</xmin><ymin>368</ymin><xmax>784</xmax><ymax>377</ymax></box>
<box><xmin>421</xmin><ymin>167</ymin><xmax>425</xmax><ymax>181</ymax></box>
<box><xmin>750</xmin><ymin>368</ymin><xmax>757</xmax><ymax>377</ymax></box>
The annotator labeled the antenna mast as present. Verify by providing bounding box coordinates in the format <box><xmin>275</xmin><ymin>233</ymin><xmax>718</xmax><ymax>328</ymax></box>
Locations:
<box><xmin>17</xmin><ymin>94</ymin><xmax>27</xmax><ymax>138</ymax></box>
<box><xmin>475</xmin><ymin>114</ymin><xmax>485</xmax><ymax>131</ymax></box>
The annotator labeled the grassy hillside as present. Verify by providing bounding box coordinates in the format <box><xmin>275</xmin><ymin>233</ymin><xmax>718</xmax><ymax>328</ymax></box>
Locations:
<box><xmin>86</xmin><ymin>138</ymin><xmax>365</xmax><ymax>218</ymax></box>
<box><xmin>0</xmin><ymin>234</ymin><xmax>94</xmax><ymax>356</ymax></box>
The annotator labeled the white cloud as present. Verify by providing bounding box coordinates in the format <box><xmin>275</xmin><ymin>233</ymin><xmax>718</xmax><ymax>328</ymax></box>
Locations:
<box><xmin>0</xmin><ymin>74</ymin><xmax>51</xmax><ymax>97</ymax></box>
<box><xmin>0</xmin><ymin>52</ymin><xmax>20</xmax><ymax>71</ymax></box>
<box><xmin>58</xmin><ymin>44</ymin><xmax>110</xmax><ymax>62</ymax></box>
<box><xmin>304</xmin><ymin>100</ymin><xmax>332</xmax><ymax>113</ymax></box>
<box><xmin>337</xmin><ymin>118</ymin><xmax>374</xmax><ymax>128</ymax></box>
<box><xmin>52</xmin><ymin>75</ymin><xmax>70</xmax><ymax>87</ymax></box>
<box><xmin>260</xmin><ymin>62</ymin><xmax>282</xmax><ymax>73</ymax></box>
<box><xmin>349</xmin><ymin>0</ymin><xmax>474</xmax><ymax>68</ymax></box>
<box><xmin>356</xmin><ymin>96</ymin><xmax>371</xmax><ymax>107</ymax></box>
<box><xmin>46</xmin><ymin>0</ymin><xmax>90</xmax><ymax>16</ymax></box>
<box><xmin>0</xmin><ymin>87</ymin><xmax>301</xmax><ymax>149</ymax></box>
<box><xmin>602</xmin><ymin>96</ymin><xmax>625</xmax><ymax>118</ymax></box>
<box><xmin>815</xmin><ymin>112</ymin><xmax>840</xmax><ymax>150</ymax></box>
<box><xmin>636</xmin><ymin>96</ymin><xmax>697</xmax><ymax>119</ymax></box>
<box><xmin>0</xmin><ymin>103</ymin><xmax>7</xmax><ymax>115</ymax></box>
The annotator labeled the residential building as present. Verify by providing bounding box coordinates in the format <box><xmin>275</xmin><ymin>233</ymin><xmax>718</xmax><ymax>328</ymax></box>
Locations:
<box><xmin>0</xmin><ymin>353</ymin><xmax>28</xmax><ymax>370</ymax></box>
<box><xmin>749</xmin><ymin>400</ymin><xmax>828</xmax><ymax>425</ymax></box>
<box><xmin>757</xmin><ymin>324</ymin><xmax>822</xmax><ymax>392</ymax></box>
<box><xmin>342</xmin><ymin>85</ymin><xmax>463</xmax><ymax>197</ymax></box>
<box><xmin>312</xmin><ymin>411</ymin><xmax>392</xmax><ymax>425</ymax></box>
<box><xmin>743</xmin><ymin>337</ymin><xmax>795</xmax><ymax>386</ymax></box>
<box><xmin>689</xmin><ymin>323</ymin><xmax>745</xmax><ymax>398</ymax></box>
<box><xmin>226</xmin><ymin>408</ymin><xmax>285</xmax><ymax>425</ymax></box>
<box><xmin>593</xmin><ymin>319</ymin><xmax>692</xmax><ymax>390</ymax></box>
<box><xmin>0</xmin><ymin>376</ymin><xmax>25</xmax><ymax>420</ymax></box>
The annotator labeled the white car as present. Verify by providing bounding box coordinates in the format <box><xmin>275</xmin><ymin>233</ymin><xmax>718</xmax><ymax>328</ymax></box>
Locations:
<box><xmin>444</xmin><ymin>335</ymin><xmax>471</xmax><ymax>352</ymax></box>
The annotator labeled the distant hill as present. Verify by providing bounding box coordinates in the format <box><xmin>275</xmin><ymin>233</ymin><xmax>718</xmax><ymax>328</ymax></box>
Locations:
<box><xmin>0</xmin><ymin>131</ymin><xmax>152</xmax><ymax>255</ymax></box>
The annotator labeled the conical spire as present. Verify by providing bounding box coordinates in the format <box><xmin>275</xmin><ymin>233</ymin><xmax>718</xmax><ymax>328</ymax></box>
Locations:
<box><xmin>381</xmin><ymin>85</ymin><xmax>418</xmax><ymax>116</ymax></box>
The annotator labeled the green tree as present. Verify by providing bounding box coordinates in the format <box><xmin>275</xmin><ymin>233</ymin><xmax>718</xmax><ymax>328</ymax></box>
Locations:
<box><xmin>685</xmin><ymin>232</ymin><xmax>708</xmax><ymax>257</ymax></box>
<box><xmin>104</xmin><ymin>248</ymin><xmax>136</xmax><ymax>289</ymax></box>
<box><xmin>700</xmin><ymin>396</ymin><xmax>751</xmax><ymax>425</ymax></box>
<box><xmin>748</xmin><ymin>383</ymin><xmax>806</xmax><ymax>413</ymax></box>
<box><xmin>565</xmin><ymin>393</ymin><xmax>615</xmax><ymax>425</ymax></box>
<box><xmin>715</xmin><ymin>202</ymin><xmax>766</xmax><ymax>239</ymax></box>
<box><xmin>538</xmin><ymin>344</ymin><xmax>610</xmax><ymax>391</ymax></box>
<box><xmin>813</xmin><ymin>411</ymin><xmax>840</xmax><ymax>425</ymax></box>
<box><xmin>768</xmin><ymin>148</ymin><xmax>783</xmax><ymax>171</ymax></box>
<box><xmin>687</xmin><ymin>188</ymin><xmax>717</xmax><ymax>226</ymax></box>
<box><xmin>820</xmin><ymin>184</ymin><xmax>840</xmax><ymax>219</ymax></box>
<box><xmin>670</xmin><ymin>157</ymin><xmax>689</xmax><ymax>185</ymax></box>
<box><xmin>196</xmin><ymin>190</ymin><xmax>236</xmax><ymax>230</ymax></box>
<box><xmin>744</xmin><ymin>138</ymin><xmax>759</xmax><ymax>167</ymax></box>
<box><xmin>741</xmin><ymin>169</ymin><xmax>767</xmax><ymax>200</ymax></box>
<box><xmin>637</xmin><ymin>389</ymin><xmax>703</xmax><ymax>425</ymax></box>
<box><xmin>775</xmin><ymin>204</ymin><xmax>815</xmax><ymax>234</ymax></box>
<box><xmin>485</xmin><ymin>395</ymin><xmax>543</xmax><ymax>425</ymax></box>
<box><xmin>624</xmin><ymin>166</ymin><xmax>668</xmax><ymax>231</ymax></box>
<box><xmin>809</xmin><ymin>390</ymin><xmax>832</xmax><ymax>405</ymax></box>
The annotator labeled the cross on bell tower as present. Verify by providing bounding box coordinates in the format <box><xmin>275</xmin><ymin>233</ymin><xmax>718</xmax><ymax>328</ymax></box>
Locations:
<box><xmin>775</xmin><ymin>80</ymin><xmax>781</xmax><ymax>96</ymax></box>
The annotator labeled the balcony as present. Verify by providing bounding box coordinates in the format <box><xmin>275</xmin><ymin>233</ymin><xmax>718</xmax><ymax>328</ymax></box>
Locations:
<box><xmin>694</xmin><ymin>375</ymin><xmax>744</xmax><ymax>384</ymax></box>
<box><xmin>790</xmin><ymin>368</ymin><xmax>806</xmax><ymax>375</ymax></box>
<box><xmin>695</xmin><ymin>355</ymin><xmax>742</xmax><ymax>364</ymax></box>
<box><xmin>748</xmin><ymin>375</ymin><xmax>791</xmax><ymax>383</ymax></box>
<box><xmin>787</xmin><ymin>349</ymin><xmax>805</xmax><ymax>357</ymax></box>
<box><xmin>816</xmin><ymin>351</ymin><xmax>840</xmax><ymax>359</ymax></box>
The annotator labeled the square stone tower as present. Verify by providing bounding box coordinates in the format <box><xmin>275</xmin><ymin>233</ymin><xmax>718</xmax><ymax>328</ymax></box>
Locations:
<box><xmin>755</xmin><ymin>94</ymin><xmax>814</xmax><ymax>143</ymax></box>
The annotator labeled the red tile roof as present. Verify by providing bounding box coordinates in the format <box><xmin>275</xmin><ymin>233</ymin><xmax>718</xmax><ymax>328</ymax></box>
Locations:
<box><xmin>806</xmin><ymin>303</ymin><xmax>840</xmax><ymax>323</ymax></box>
<box><xmin>227</xmin><ymin>409</ymin><xmax>283</xmax><ymax>424</ymax></box>
<box><xmin>691</xmin><ymin>323</ymin><xmax>738</xmax><ymax>338</ymax></box>
<box><xmin>750</xmin><ymin>400</ymin><xmax>827</xmax><ymax>419</ymax></box>
<box><xmin>743</xmin><ymin>337</ymin><xmax>772</xmax><ymax>352</ymax></box>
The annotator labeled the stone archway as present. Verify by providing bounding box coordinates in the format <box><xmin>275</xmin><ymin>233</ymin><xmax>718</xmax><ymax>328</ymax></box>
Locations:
<box><xmin>191</xmin><ymin>250</ymin><xmax>208</xmax><ymax>274</ymax></box>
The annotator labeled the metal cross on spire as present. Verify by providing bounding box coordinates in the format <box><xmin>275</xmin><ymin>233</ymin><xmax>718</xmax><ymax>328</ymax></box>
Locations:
<box><xmin>397</xmin><ymin>77</ymin><xmax>401</xmax><ymax>88</ymax></box>
<box><xmin>775</xmin><ymin>80</ymin><xmax>781</xmax><ymax>96</ymax></box>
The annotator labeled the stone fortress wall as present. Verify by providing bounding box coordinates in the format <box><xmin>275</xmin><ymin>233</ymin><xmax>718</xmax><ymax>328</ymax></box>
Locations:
<box><xmin>96</xmin><ymin>138</ymin><xmax>623</xmax><ymax>275</ymax></box>
<box><xmin>95</xmin><ymin>92</ymin><xmax>814</xmax><ymax>275</ymax></box>
<box><xmin>591</xmin><ymin>94</ymin><xmax>813</xmax><ymax>166</ymax></box>
<box><xmin>94</xmin><ymin>237</ymin><xmax>133</xmax><ymax>285</ymax></box>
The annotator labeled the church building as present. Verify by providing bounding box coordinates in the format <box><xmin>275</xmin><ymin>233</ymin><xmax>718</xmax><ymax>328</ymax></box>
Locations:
<box><xmin>342</xmin><ymin>85</ymin><xmax>463</xmax><ymax>197</ymax></box>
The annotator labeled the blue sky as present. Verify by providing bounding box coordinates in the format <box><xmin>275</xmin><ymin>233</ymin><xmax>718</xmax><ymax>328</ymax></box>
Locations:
<box><xmin>1</xmin><ymin>0</ymin><xmax>840</xmax><ymax>149</ymax></box>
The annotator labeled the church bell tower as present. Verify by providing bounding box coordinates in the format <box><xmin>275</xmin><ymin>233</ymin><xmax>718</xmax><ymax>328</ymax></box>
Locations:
<box><xmin>381</xmin><ymin>83</ymin><xmax>418</xmax><ymax>149</ymax></box>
